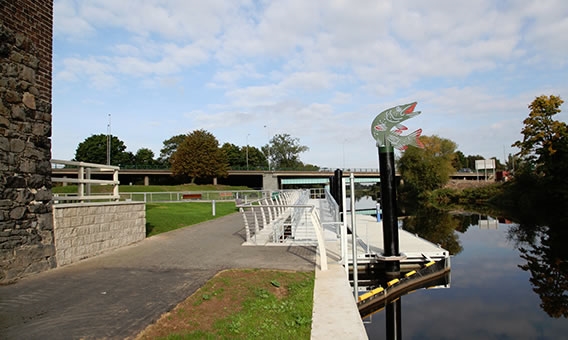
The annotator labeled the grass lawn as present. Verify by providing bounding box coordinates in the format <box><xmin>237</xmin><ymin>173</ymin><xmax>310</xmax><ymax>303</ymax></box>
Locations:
<box><xmin>136</xmin><ymin>269</ymin><xmax>314</xmax><ymax>340</ymax></box>
<box><xmin>145</xmin><ymin>202</ymin><xmax>238</xmax><ymax>236</ymax></box>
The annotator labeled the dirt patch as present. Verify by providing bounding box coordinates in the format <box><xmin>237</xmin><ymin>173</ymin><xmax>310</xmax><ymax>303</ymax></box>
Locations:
<box><xmin>444</xmin><ymin>179</ymin><xmax>494</xmax><ymax>190</ymax></box>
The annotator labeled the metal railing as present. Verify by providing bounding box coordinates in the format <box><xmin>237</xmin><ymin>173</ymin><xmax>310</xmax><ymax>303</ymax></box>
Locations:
<box><xmin>51</xmin><ymin>159</ymin><xmax>120</xmax><ymax>203</ymax></box>
<box><xmin>238</xmin><ymin>189</ymin><xmax>328</xmax><ymax>270</ymax></box>
<box><xmin>118</xmin><ymin>190</ymin><xmax>268</xmax><ymax>203</ymax></box>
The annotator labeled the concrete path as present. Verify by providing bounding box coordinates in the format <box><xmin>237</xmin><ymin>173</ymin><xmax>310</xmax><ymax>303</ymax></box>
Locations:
<box><xmin>0</xmin><ymin>213</ymin><xmax>319</xmax><ymax>339</ymax></box>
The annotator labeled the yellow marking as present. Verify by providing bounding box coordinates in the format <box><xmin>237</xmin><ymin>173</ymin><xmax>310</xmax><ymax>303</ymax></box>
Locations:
<box><xmin>358</xmin><ymin>287</ymin><xmax>385</xmax><ymax>301</ymax></box>
<box><xmin>371</xmin><ymin>287</ymin><xmax>384</xmax><ymax>295</ymax></box>
<box><xmin>387</xmin><ymin>278</ymin><xmax>400</xmax><ymax>287</ymax></box>
<box><xmin>358</xmin><ymin>292</ymin><xmax>372</xmax><ymax>301</ymax></box>
<box><xmin>425</xmin><ymin>261</ymin><xmax>435</xmax><ymax>267</ymax></box>
<box><xmin>405</xmin><ymin>270</ymin><xmax>417</xmax><ymax>278</ymax></box>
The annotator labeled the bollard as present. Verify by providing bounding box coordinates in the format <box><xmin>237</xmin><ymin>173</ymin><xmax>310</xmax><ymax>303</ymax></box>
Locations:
<box><xmin>212</xmin><ymin>200</ymin><xmax>216</xmax><ymax>216</ymax></box>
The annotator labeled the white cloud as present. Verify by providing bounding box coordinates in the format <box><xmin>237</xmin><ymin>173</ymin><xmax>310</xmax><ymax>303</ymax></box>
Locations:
<box><xmin>52</xmin><ymin>0</ymin><xmax>568</xmax><ymax>167</ymax></box>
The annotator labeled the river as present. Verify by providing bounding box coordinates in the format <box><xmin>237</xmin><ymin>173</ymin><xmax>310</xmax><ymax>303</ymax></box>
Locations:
<box><xmin>361</xmin><ymin>207</ymin><xmax>568</xmax><ymax>339</ymax></box>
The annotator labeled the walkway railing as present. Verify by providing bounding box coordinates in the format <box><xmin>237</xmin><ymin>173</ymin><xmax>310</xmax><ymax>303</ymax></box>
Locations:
<box><xmin>118</xmin><ymin>190</ymin><xmax>267</xmax><ymax>203</ymax></box>
<box><xmin>51</xmin><ymin>160</ymin><xmax>120</xmax><ymax>203</ymax></box>
<box><xmin>238</xmin><ymin>190</ymin><xmax>328</xmax><ymax>270</ymax></box>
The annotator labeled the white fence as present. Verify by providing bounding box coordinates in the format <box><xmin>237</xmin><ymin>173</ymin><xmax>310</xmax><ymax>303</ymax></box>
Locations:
<box><xmin>52</xmin><ymin>159</ymin><xmax>120</xmax><ymax>203</ymax></box>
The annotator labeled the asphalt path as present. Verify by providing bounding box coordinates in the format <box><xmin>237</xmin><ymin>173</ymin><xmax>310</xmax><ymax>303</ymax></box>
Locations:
<box><xmin>0</xmin><ymin>213</ymin><xmax>316</xmax><ymax>339</ymax></box>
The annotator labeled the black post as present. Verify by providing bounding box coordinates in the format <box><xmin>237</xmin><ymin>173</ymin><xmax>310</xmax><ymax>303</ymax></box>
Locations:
<box><xmin>333</xmin><ymin>169</ymin><xmax>343</xmax><ymax>220</ymax></box>
<box><xmin>386</xmin><ymin>298</ymin><xmax>402</xmax><ymax>340</ymax></box>
<box><xmin>378</xmin><ymin>145</ymin><xmax>400</xmax><ymax>275</ymax></box>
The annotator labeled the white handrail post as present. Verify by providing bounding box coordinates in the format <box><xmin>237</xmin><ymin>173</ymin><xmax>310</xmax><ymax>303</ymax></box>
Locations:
<box><xmin>113</xmin><ymin>168</ymin><xmax>119</xmax><ymax>201</ymax></box>
<box><xmin>259</xmin><ymin>201</ymin><xmax>267</xmax><ymax>227</ymax></box>
<box><xmin>78</xmin><ymin>165</ymin><xmax>85</xmax><ymax>203</ymax></box>
<box><xmin>310</xmin><ymin>207</ymin><xmax>328</xmax><ymax>271</ymax></box>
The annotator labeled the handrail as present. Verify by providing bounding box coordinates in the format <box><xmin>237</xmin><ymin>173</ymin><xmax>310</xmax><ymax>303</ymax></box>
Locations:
<box><xmin>51</xmin><ymin>159</ymin><xmax>120</xmax><ymax>203</ymax></box>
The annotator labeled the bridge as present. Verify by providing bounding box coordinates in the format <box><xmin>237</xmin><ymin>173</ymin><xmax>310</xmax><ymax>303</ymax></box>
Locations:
<box><xmin>52</xmin><ymin>166</ymin><xmax>481</xmax><ymax>190</ymax></box>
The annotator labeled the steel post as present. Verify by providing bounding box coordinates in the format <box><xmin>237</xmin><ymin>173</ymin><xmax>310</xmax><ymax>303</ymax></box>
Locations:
<box><xmin>378</xmin><ymin>145</ymin><xmax>400</xmax><ymax>275</ymax></box>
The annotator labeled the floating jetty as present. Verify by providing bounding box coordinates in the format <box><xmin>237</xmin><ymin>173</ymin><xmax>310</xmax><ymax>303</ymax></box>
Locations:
<box><xmin>238</xmin><ymin>189</ymin><xmax>451</xmax><ymax>316</ymax></box>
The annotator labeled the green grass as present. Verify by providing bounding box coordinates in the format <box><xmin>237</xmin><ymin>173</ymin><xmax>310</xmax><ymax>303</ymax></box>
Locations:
<box><xmin>145</xmin><ymin>202</ymin><xmax>238</xmax><ymax>236</ymax></box>
<box><xmin>147</xmin><ymin>270</ymin><xmax>315</xmax><ymax>340</ymax></box>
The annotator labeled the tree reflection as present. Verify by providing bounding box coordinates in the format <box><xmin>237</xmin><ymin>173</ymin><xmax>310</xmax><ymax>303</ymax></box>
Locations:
<box><xmin>509</xmin><ymin>219</ymin><xmax>568</xmax><ymax>318</ymax></box>
<box><xmin>401</xmin><ymin>205</ymin><xmax>463</xmax><ymax>255</ymax></box>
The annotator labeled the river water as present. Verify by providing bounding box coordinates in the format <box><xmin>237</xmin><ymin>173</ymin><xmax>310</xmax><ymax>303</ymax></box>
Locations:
<box><xmin>362</xmin><ymin>210</ymin><xmax>568</xmax><ymax>339</ymax></box>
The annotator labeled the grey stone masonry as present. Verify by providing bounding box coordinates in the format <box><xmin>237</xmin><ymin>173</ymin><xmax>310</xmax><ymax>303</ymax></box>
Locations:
<box><xmin>0</xmin><ymin>1</ymin><xmax>55</xmax><ymax>284</ymax></box>
<box><xmin>53</xmin><ymin>202</ymin><xmax>146</xmax><ymax>266</ymax></box>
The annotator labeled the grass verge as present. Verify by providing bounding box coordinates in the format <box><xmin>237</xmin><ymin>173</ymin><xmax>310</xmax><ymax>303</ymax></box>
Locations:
<box><xmin>145</xmin><ymin>202</ymin><xmax>238</xmax><ymax>236</ymax></box>
<box><xmin>136</xmin><ymin>269</ymin><xmax>314</xmax><ymax>340</ymax></box>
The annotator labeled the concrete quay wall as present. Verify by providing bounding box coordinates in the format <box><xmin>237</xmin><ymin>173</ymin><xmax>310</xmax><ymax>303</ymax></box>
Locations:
<box><xmin>53</xmin><ymin>202</ymin><xmax>146</xmax><ymax>266</ymax></box>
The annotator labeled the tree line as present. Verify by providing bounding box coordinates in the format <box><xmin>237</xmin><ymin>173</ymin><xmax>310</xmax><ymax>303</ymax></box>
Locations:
<box><xmin>73</xmin><ymin>130</ymin><xmax>316</xmax><ymax>183</ymax></box>
<box><xmin>73</xmin><ymin>95</ymin><xmax>559</xmax><ymax>187</ymax></box>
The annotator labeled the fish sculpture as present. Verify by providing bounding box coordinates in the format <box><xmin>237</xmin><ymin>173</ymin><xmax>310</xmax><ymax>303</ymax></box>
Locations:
<box><xmin>371</xmin><ymin>102</ymin><xmax>423</xmax><ymax>149</ymax></box>
<box><xmin>387</xmin><ymin>128</ymin><xmax>424</xmax><ymax>150</ymax></box>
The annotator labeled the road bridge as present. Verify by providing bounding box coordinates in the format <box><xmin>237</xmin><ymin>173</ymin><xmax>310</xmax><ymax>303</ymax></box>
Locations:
<box><xmin>52</xmin><ymin>167</ymin><xmax>480</xmax><ymax>190</ymax></box>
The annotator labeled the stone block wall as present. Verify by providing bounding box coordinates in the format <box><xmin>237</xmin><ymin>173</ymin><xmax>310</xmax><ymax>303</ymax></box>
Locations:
<box><xmin>0</xmin><ymin>1</ymin><xmax>55</xmax><ymax>283</ymax></box>
<box><xmin>53</xmin><ymin>202</ymin><xmax>146</xmax><ymax>266</ymax></box>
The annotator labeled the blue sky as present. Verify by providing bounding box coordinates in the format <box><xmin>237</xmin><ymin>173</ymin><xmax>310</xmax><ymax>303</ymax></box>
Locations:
<box><xmin>52</xmin><ymin>0</ymin><xmax>568</xmax><ymax>169</ymax></box>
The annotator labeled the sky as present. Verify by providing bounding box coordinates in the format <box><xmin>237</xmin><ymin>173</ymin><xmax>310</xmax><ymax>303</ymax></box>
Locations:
<box><xmin>52</xmin><ymin>0</ymin><xmax>568</xmax><ymax>169</ymax></box>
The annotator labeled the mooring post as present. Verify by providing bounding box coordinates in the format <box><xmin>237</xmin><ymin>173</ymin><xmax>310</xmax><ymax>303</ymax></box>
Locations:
<box><xmin>378</xmin><ymin>144</ymin><xmax>400</xmax><ymax>276</ymax></box>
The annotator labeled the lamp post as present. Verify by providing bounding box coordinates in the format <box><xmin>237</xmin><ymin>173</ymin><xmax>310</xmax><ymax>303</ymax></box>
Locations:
<box><xmin>106</xmin><ymin>113</ymin><xmax>111</xmax><ymax>165</ymax></box>
<box><xmin>246</xmin><ymin>133</ymin><xmax>250</xmax><ymax>170</ymax></box>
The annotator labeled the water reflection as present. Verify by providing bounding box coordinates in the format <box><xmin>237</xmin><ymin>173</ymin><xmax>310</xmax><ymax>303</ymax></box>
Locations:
<box><xmin>401</xmin><ymin>205</ymin><xmax>463</xmax><ymax>255</ymax></box>
<box><xmin>508</xmin><ymin>217</ymin><xmax>568</xmax><ymax>318</ymax></box>
<box><xmin>364</xmin><ymin>204</ymin><xmax>568</xmax><ymax>339</ymax></box>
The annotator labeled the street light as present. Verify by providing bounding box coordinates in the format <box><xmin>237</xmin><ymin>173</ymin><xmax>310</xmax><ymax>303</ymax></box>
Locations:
<box><xmin>246</xmin><ymin>133</ymin><xmax>250</xmax><ymax>170</ymax></box>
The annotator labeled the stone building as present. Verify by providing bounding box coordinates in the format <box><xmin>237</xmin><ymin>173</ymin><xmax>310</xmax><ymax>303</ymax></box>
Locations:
<box><xmin>0</xmin><ymin>0</ymin><xmax>55</xmax><ymax>283</ymax></box>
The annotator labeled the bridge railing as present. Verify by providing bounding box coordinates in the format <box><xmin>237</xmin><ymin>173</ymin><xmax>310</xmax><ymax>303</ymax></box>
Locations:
<box><xmin>51</xmin><ymin>159</ymin><xmax>120</xmax><ymax>203</ymax></box>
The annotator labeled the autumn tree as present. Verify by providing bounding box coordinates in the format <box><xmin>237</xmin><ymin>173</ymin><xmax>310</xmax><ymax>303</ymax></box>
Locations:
<box><xmin>503</xmin><ymin>95</ymin><xmax>568</xmax><ymax>214</ymax></box>
<box><xmin>262</xmin><ymin>133</ymin><xmax>309</xmax><ymax>170</ymax></box>
<box><xmin>74</xmin><ymin>134</ymin><xmax>133</xmax><ymax>166</ymax></box>
<box><xmin>513</xmin><ymin>95</ymin><xmax>568</xmax><ymax>181</ymax></box>
<box><xmin>398</xmin><ymin>135</ymin><xmax>457</xmax><ymax>198</ymax></box>
<box><xmin>158</xmin><ymin>134</ymin><xmax>186</xmax><ymax>167</ymax></box>
<box><xmin>170</xmin><ymin>130</ymin><xmax>228</xmax><ymax>183</ymax></box>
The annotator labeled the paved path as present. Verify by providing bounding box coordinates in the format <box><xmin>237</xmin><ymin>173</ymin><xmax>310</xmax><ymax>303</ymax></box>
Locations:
<box><xmin>0</xmin><ymin>213</ymin><xmax>317</xmax><ymax>339</ymax></box>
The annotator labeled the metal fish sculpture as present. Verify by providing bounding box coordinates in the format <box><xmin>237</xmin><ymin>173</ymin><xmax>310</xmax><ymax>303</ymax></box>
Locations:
<box><xmin>371</xmin><ymin>102</ymin><xmax>422</xmax><ymax>148</ymax></box>
<box><xmin>387</xmin><ymin>128</ymin><xmax>424</xmax><ymax>150</ymax></box>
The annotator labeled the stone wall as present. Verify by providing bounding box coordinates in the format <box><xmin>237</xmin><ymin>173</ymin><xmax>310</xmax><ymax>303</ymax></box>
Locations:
<box><xmin>0</xmin><ymin>1</ymin><xmax>55</xmax><ymax>283</ymax></box>
<box><xmin>53</xmin><ymin>202</ymin><xmax>146</xmax><ymax>266</ymax></box>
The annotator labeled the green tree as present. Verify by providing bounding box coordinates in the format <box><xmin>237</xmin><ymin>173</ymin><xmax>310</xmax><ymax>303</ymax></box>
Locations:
<box><xmin>262</xmin><ymin>133</ymin><xmax>309</xmax><ymax>170</ymax></box>
<box><xmin>171</xmin><ymin>129</ymin><xmax>228</xmax><ymax>183</ymax></box>
<box><xmin>74</xmin><ymin>134</ymin><xmax>133</xmax><ymax>166</ymax></box>
<box><xmin>452</xmin><ymin>151</ymin><xmax>467</xmax><ymax>170</ymax></box>
<box><xmin>398</xmin><ymin>135</ymin><xmax>457</xmax><ymax>198</ymax></box>
<box><xmin>221</xmin><ymin>143</ymin><xmax>245</xmax><ymax>169</ymax></box>
<box><xmin>246</xmin><ymin>146</ymin><xmax>268</xmax><ymax>169</ymax></box>
<box><xmin>158</xmin><ymin>134</ymin><xmax>186</xmax><ymax>167</ymax></box>
<box><xmin>133</xmin><ymin>148</ymin><xmax>157</xmax><ymax>167</ymax></box>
